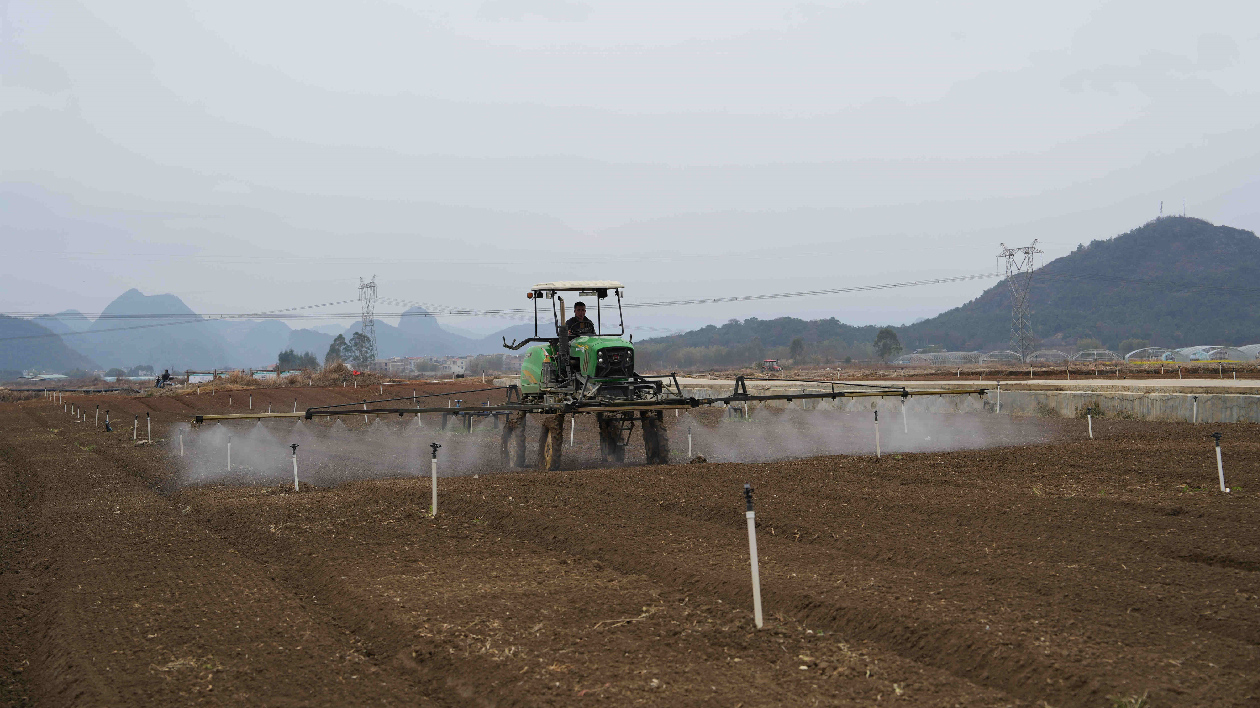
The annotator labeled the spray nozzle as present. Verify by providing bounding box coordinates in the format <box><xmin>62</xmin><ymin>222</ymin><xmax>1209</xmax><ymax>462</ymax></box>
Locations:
<box><xmin>290</xmin><ymin>443</ymin><xmax>299</xmax><ymax>454</ymax></box>
<box><xmin>1208</xmin><ymin>432</ymin><xmax>1222</xmax><ymax>444</ymax></box>
<box><xmin>430</xmin><ymin>442</ymin><xmax>442</xmax><ymax>458</ymax></box>
<box><xmin>744</xmin><ymin>483</ymin><xmax>754</xmax><ymax>511</ymax></box>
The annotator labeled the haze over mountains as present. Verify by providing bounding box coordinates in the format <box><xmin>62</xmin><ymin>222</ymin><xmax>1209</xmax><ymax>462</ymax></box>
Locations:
<box><xmin>3</xmin><ymin>290</ymin><xmax>534</xmax><ymax>374</ymax></box>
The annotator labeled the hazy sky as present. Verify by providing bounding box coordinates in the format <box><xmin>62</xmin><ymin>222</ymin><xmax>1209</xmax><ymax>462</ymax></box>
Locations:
<box><xmin>3</xmin><ymin>0</ymin><xmax>1259</xmax><ymax>337</ymax></box>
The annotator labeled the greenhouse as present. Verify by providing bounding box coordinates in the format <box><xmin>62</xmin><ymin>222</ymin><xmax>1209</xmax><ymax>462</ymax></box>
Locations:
<box><xmin>1071</xmin><ymin>349</ymin><xmax>1121</xmax><ymax>362</ymax></box>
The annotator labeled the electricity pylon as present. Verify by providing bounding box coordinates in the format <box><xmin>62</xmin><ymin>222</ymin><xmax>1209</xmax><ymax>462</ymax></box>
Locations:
<box><xmin>358</xmin><ymin>275</ymin><xmax>378</xmax><ymax>364</ymax></box>
<box><xmin>998</xmin><ymin>241</ymin><xmax>1042</xmax><ymax>361</ymax></box>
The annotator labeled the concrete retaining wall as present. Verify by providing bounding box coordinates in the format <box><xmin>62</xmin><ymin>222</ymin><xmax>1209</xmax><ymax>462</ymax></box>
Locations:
<box><xmin>987</xmin><ymin>389</ymin><xmax>1260</xmax><ymax>423</ymax></box>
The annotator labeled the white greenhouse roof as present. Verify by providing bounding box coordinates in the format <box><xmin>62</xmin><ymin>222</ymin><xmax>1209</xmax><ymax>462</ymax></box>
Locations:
<box><xmin>531</xmin><ymin>281</ymin><xmax>624</xmax><ymax>291</ymax></box>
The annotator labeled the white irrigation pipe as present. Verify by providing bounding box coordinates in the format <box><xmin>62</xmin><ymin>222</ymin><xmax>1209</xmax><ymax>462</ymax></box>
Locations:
<box><xmin>1209</xmin><ymin>432</ymin><xmax>1229</xmax><ymax>493</ymax></box>
<box><xmin>133</xmin><ymin>415</ymin><xmax>138</xmax><ymax>441</ymax></box>
<box><xmin>104</xmin><ymin>410</ymin><xmax>110</xmax><ymax>431</ymax></box>
<box><xmin>744</xmin><ymin>484</ymin><xmax>764</xmax><ymax>629</ymax></box>
<box><xmin>249</xmin><ymin>394</ymin><xmax>252</xmax><ymax>410</ymax></box>
<box><xmin>268</xmin><ymin>403</ymin><xmax>272</xmax><ymax>413</ymax></box>
<box><xmin>1088</xmin><ymin>414</ymin><xmax>1093</xmax><ymax>439</ymax></box>
<box><xmin>1193</xmin><ymin>396</ymin><xmax>1198</xmax><ymax>424</ymax></box>
<box><xmin>95</xmin><ymin>405</ymin><xmax>99</xmax><ymax>427</ymax></box>
<box><xmin>901</xmin><ymin>398</ymin><xmax>908</xmax><ymax>434</ymax></box>
<box><xmin>570</xmin><ymin>417</ymin><xmax>575</xmax><ymax>447</ymax></box>
<box><xmin>293</xmin><ymin>400</ymin><xmax>297</xmax><ymax>413</ymax></box>
<box><xmin>147</xmin><ymin>412</ymin><xmax>151</xmax><ymax>443</ymax></box>
<box><xmin>688</xmin><ymin>426</ymin><xmax>693</xmax><ymax>458</ymax></box>
<box><xmin>227</xmin><ymin>435</ymin><xmax>232</xmax><ymax>471</ymax></box>
<box><xmin>874</xmin><ymin>410</ymin><xmax>881</xmax><ymax>458</ymax></box>
<box><xmin>291</xmin><ymin>444</ymin><xmax>300</xmax><ymax>491</ymax></box>
<box><xmin>996</xmin><ymin>383</ymin><xmax>1001</xmax><ymax>414</ymax></box>
<box><xmin>363</xmin><ymin>401</ymin><xmax>369</xmax><ymax>424</ymax></box>
<box><xmin>429</xmin><ymin>442</ymin><xmax>441</xmax><ymax>516</ymax></box>
<box><xmin>179</xmin><ymin>432</ymin><xmax>184</xmax><ymax>457</ymax></box>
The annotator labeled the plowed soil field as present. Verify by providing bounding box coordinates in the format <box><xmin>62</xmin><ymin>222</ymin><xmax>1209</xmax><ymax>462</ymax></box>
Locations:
<box><xmin>2</xmin><ymin>386</ymin><xmax>1258</xmax><ymax>707</ymax></box>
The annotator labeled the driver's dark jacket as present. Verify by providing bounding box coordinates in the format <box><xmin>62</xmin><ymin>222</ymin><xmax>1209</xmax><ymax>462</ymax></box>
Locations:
<box><xmin>565</xmin><ymin>316</ymin><xmax>596</xmax><ymax>337</ymax></box>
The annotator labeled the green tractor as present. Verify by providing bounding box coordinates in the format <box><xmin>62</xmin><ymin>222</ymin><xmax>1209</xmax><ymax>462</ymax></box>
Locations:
<box><xmin>501</xmin><ymin>281</ymin><xmax>677</xmax><ymax>470</ymax></box>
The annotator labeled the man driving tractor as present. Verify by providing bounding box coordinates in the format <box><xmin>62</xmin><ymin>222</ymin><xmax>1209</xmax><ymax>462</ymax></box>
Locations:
<box><xmin>565</xmin><ymin>301</ymin><xmax>596</xmax><ymax>337</ymax></box>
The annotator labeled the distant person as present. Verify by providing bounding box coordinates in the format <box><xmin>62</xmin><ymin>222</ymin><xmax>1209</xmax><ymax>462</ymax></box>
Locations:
<box><xmin>565</xmin><ymin>301</ymin><xmax>596</xmax><ymax>337</ymax></box>
<box><xmin>161</xmin><ymin>369</ymin><xmax>171</xmax><ymax>386</ymax></box>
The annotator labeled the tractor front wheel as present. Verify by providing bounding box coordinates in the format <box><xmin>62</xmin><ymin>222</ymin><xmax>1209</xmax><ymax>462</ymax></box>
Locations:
<box><xmin>597</xmin><ymin>414</ymin><xmax>627</xmax><ymax>463</ymax></box>
<box><xmin>537</xmin><ymin>414</ymin><xmax>565</xmax><ymax>471</ymax></box>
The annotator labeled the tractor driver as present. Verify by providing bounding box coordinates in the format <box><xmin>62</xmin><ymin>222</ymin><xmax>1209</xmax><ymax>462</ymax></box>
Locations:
<box><xmin>565</xmin><ymin>301</ymin><xmax>596</xmax><ymax>337</ymax></box>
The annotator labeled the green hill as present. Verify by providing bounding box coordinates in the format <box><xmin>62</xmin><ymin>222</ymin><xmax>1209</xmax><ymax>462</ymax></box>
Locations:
<box><xmin>902</xmin><ymin>217</ymin><xmax>1260</xmax><ymax>352</ymax></box>
<box><xmin>640</xmin><ymin>217</ymin><xmax>1260</xmax><ymax>366</ymax></box>
<box><xmin>636</xmin><ymin>317</ymin><xmax>880</xmax><ymax>369</ymax></box>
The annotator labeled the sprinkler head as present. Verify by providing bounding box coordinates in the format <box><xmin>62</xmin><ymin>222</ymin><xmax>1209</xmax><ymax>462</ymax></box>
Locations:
<box><xmin>430</xmin><ymin>442</ymin><xmax>442</xmax><ymax>458</ymax></box>
<box><xmin>1208</xmin><ymin>432</ymin><xmax>1222</xmax><ymax>444</ymax></box>
<box><xmin>744</xmin><ymin>483</ymin><xmax>754</xmax><ymax>511</ymax></box>
<box><xmin>290</xmin><ymin>443</ymin><xmax>299</xmax><ymax>454</ymax></box>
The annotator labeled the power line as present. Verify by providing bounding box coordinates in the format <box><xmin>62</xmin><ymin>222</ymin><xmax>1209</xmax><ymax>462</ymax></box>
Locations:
<box><xmin>7</xmin><ymin>267</ymin><xmax>1255</xmax><ymax>343</ymax></box>
<box><xmin>1</xmin><ymin>274</ymin><xmax>999</xmax><ymax>341</ymax></box>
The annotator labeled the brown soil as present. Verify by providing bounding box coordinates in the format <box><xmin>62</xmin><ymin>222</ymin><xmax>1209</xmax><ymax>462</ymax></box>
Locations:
<box><xmin>2</xmin><ymin>388</ymin><xmax>1258</xmax><ymax>706</ymax></box>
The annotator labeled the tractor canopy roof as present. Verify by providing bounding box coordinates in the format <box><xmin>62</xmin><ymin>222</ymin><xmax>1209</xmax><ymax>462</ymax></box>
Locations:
<box><xmin>531</xmin><ymin>281</ymin><xmax>623</xmax><ymax>294</ymax></box>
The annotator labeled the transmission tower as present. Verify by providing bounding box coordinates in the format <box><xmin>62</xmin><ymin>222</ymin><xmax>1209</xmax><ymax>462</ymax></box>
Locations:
<box><xmin>998</xmin><ymin>241</ymin><xmax>1043</xmax><ymax>361</ymax></box>
<box><xmin>358</xmin><ymin>275</ymin><xmax>378</xmax><ymax>365</ymax></box>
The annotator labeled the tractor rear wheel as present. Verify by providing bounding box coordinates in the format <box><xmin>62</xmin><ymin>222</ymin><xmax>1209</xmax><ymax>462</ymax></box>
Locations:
<box><xmin>500</xmin><ymin>411</ymin><xmax>527</xmax><ymax>468</ymax></box>
<box><xmin>641</xmin><ymin>410</ymin><xmax>669</xmax><ymax>465</ymax></box>
<box><xmin>537</xmin><ymin>414</ymin><xmax>565</xmax><ymax>471</ymax></box>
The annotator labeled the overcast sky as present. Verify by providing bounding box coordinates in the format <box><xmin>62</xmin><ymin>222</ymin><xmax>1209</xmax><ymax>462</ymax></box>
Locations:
<box><xmin>3</xmin><ymin>0</ymin><xmax>1259</xmax><ymax>337</ymax></box>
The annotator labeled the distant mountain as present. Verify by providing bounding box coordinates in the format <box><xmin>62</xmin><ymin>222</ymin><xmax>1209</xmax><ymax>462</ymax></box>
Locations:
<box><xmin>901</xmin><ymin>217</ymin><xmax>1260</xmax><ymax>352</ymax></box>
<box><xmin>0</xmin><ymin>315</ymin><xmax>98</xmax><ymax>374</ymax></box>
<box><xmin>637</xmin><ymin>217</ymin><xmax>1260</xmax><ymax>365</ymax></box>
<box><xmin>24</xmin><ymin>294</ymin><xmax>615</xmax><ymax>371</ymax></box>
<box><xmin>287</xmin><ymin>328</ymin><xmax>335</xmax><ymax>361</ymax></box>
<box><xmin>81</xmin><ymin>289</ymin><xmax>233</xmax><ymax>370</ymax></box>
<box><xmin>31</xmin><ymin>310</ymin><xmax>92</xmax><ymax>335</ymax></box>
<box><xmin>342</xmin><ymin>308</ymin><xmax>535</xmax><ymax>357</ymax></box>
<box><xmin>636</xmin><ymin>316</ymin><xmax>880</xmax><ymax>369</ymax></box>
<box><xmin>210</xmin><ymin>320</ymin><xmax>295</xmax><ymax>368</ymax></box>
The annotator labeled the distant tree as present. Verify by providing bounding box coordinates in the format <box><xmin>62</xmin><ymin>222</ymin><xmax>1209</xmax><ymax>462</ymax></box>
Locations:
<box><xmin>843</xmin><ymin>356</ymin><xmax>853</xmax><ymax>364</ymax></box>
<box><xmin>279</xmin><ymin>349</ymin><xmax>319</xmax><ymax>371</ymax></box>
<box><xmin>105</xmin><ymin>368</ymin><xmax>127</xmax><ymax>378</ymax></box>
<box><xmin>1118</xmin><ymin>338</ymin><xmax>1149</xmax><ymax>355</ymax></box>
<box><xmin>348</xmin><ymin>331</ymin><xmax>375</xmax><ymax>369</ymax></box>
<box><xmin>873</xmin><ymin>327</ymin><xmax>903</xmax><ymax>362</ymax></box>
<box><xmin>325</xmin><ymin>334</ymin><xmax>348</xmax><ymax>366</ymax></box>
<box><xmin>789</xmin><ymin>337</ymin><xmax>805</xmax><ymax>360</ymax></box>
<box><xmin>1076</xmin><ymin>337</ymin><xmax>1103</xmax><ymax>352</ymax></box>
<box><xmin>126</xmin><ymin>364</ymin><xmax>154</xmax><ymax>377</ymax></box>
